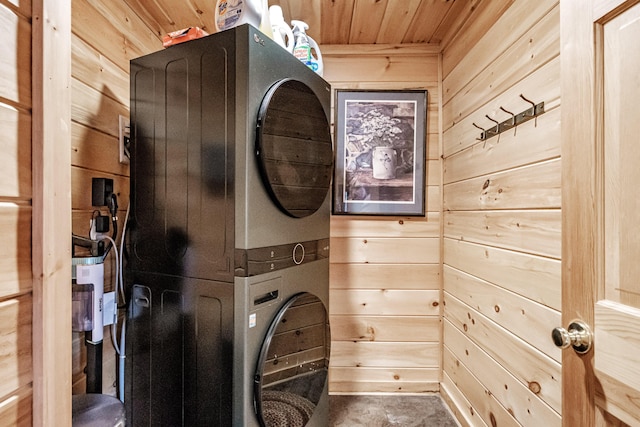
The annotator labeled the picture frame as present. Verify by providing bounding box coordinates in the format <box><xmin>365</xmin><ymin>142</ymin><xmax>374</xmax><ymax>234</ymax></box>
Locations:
<box><xmin>332</xmin><ymin>89</ymin><xmax>428</xmax><ymax>216</ymax></box>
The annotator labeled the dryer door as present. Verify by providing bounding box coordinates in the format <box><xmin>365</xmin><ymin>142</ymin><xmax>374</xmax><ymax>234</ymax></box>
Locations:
<box><xmin>256</xmin><ymin>79</ymin><xmax>333</xmax><ymax>218</ymax></box>
<box><xmin>254</xmin><ymin>292</ymin><xmax>330</xmax><ymax>427</ymax></box>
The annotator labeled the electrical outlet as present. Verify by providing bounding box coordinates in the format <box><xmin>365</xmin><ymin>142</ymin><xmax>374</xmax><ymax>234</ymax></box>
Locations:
<box><xmin>119</xmin><ymin>115</ymin><xmax>130</xmax><ymax>164</ymax></box>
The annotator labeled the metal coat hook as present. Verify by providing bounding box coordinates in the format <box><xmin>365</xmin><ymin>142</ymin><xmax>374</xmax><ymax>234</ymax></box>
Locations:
<box><xmin>499</xmin><ymin>106</ymin><xmax>516</xmax><ymax>126</ymax></box>
<box><xmin>484</xmin><ymin>115</ymin><xmax>500</xmax><ymax>138</ymax></box>
<box><xmin>485</xmin><ymin>115</ymin><xmax>499</xmax><ymax>126</ymax></box>
<box><xmin>519</xmin><ymin>93</ymin><xmax>545</xmax><ymax>117</ymax></box>
<box><xmin>520</xmin><ymin>93</ymin><xmax>536</xmax><ymax>109</ymax></box>
<box><xmin>472</xmin><ymin>122</ymin><xmax>486</xmax><ymax>140</ymax></box>
<box><xmin>474</xmin><ymin>95</ymin><xmax>545</xmax><ymax>141</ymax></box>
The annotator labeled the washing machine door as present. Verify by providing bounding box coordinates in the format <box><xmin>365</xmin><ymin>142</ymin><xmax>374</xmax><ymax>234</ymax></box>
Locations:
<box><xmin>254</xmin><ymin>292</ymin><xmax>330</xmax><ymax>427</ymax></box>
<box><xmin>256</xmin><ymin>79</ymin><xmax>333</xmax><ymax>218</ymax></box>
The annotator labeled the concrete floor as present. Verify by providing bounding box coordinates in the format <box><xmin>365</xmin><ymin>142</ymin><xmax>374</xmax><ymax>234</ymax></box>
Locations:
<box><xmin>329</xmin><ymin>394</ymin><xmax>459</xmax><ymax>427</ymax></box>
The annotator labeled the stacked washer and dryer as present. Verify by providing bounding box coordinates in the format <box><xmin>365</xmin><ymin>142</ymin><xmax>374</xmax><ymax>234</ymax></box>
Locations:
<box><xmin>126</xmin><ymin>24</ymin><xmax>333</xmax><ymax>426</ymax></box>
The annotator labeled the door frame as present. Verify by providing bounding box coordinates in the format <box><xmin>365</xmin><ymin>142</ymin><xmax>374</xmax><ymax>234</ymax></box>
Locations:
<box><xmin>560</xmin><ymin>0</ymin><xmax>597</xmax><ymax>424</ymax></box>
<box><xmin>32</xmin><ymin>0</ymin><xmax>72</xmax><ymax>424</ymax></box>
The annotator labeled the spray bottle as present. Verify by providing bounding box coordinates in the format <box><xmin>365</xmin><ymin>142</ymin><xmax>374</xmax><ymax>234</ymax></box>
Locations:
<box><xmin>291</xmin><ymin>20</ymin><xmax>324</xmax><ymax>76</ymax></box>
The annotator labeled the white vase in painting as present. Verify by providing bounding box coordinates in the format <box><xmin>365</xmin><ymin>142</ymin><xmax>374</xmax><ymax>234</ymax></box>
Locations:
<box><xmin>372</xmin><ymin>146</ymin><xmax>397</xmax><ymax>179</ymax></box>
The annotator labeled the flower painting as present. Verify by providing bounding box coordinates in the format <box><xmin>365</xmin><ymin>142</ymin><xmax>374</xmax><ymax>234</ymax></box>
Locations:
<box><xmin>333</xmin><ymin>90</ymin><xmax>427</xmax><ymax>216</ymax></box>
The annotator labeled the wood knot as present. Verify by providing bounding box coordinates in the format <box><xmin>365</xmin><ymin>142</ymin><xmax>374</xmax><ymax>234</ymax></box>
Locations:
<box><xmin>528</xmin><ymin>381</ymin><xmax>541</xmax><ymax>394</ymax></box>
<box><xmin>489</xmin><ymin>412</ymin><xmax>497</xmax><ymax>427</ymax></box>
<box><xmin>482</xmin><ymin>179</ymin><xmax>491</xmax><ymax>190</ymax></box>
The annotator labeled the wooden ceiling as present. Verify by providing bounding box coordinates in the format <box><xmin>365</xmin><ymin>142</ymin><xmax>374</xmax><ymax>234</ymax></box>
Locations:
<box><xmin>127</xmin><ymin>0</ymin><xmax>464</xmax><ymax>46</ymax></box>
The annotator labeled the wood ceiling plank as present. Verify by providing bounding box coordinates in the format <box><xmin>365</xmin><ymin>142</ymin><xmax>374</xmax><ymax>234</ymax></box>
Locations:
<box><xmin>432</xmin><ymin>0</ymin><xmax>480</xmax><ymax>47</ymax></box>
<box><xmin>123</xmin><ymin>0</ymin><xmax>488</xmax><ymax>48</ymax></box>
<box><xmin>349</xmin><ymin>0</ymin><xmax>388</xmax><ymax>44</ymax></box>
<box><xmin>320</xmin><ymin>0</ymin><xmax>355</xmax><ymax>44</ymax></box>
<box><xmin>403</xmin><ymin>0</ymin><xmax>455</xmax><ymax>44</ymax></box>
<box><xmin>270</xmin><ymin>0</ymin><xmax>322</xmax><ymax>41</ymax></box>
<box><xmin>185</xmin><ymin>0</ymin><xmax>216</xmax><ymax>34</ymax></box>
<box><xmin>376</xmin><ymin>0</ymin><xmax>422</xmax><ymax>44</ymax></box>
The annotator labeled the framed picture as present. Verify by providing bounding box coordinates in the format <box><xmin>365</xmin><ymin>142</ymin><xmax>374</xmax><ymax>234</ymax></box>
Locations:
<box><xmin>333</xmin><ymin>89</ymin><xmax>428</xmax><ymax>216</ymax></box>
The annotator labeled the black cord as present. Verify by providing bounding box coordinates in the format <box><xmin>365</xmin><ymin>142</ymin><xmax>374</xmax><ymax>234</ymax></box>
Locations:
<box><xmin>103</xmin><ymin>194</ymin><xmax>119</xmax><ymax>258</ymax></box>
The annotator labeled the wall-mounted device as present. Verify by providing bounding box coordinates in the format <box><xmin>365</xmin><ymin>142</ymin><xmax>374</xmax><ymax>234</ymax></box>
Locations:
<box><xmin>92</xmin><ymin>178</ymin><xmax>113</xmax><ymax>207</ymax></box>
<box><xmin>72</xmin><ymin>256</ymin><xmax>105</xmax><ymax>394</ymax></box>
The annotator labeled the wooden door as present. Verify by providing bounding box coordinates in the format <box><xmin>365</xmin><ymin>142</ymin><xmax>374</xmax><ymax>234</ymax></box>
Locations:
<box><xmin>562</xmin><ymin>0</ymin><xmax>640</xmax><ymax>425</ymax></box>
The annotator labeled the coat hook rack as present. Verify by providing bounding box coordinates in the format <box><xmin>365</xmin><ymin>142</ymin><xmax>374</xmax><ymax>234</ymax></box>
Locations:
<box><xmin>475</xmin><ymin>94</ymin><xmax>545</xmax><ymax>141</ymax></box>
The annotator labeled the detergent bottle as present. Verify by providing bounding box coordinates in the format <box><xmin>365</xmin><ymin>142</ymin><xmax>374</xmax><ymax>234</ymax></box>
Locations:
<box><xmin>307</xmin><ymin>35</ymin><xmax>323</xmax><ymax>76</ymax></box>
<box><xmin>291</xmin><ymin>20</ymin><xmax>324</xmax><ymax>76</ymax></box>
<box><xmin>215</xmin><ymin>0</ymin><xmax>272</xmax><ymax>38</ymax></box>
<box><xmin>269</xmin><ymin>5</ymin><xmax>294</xmax><ymax>52</ymax></box>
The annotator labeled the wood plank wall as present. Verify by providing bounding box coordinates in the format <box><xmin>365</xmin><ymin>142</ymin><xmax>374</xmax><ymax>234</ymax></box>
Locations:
<box><xmin>0</xmin><ymin>0</ymin><xmax>35</xmax><ymax>424</ymax></box>
<box><xmin>70</xmin><ymin>0</ymin><xmax>160</xmax><ymax>395</ymax></box>
<box><xmin>322</xmin><ymin>44</ymin><xmax>442</xmax><ymax>393</ymax></box>
<box><xmin>440</xmin><ymin>1</ymin><xmax>562</xmax><ymax>426</ymax></box>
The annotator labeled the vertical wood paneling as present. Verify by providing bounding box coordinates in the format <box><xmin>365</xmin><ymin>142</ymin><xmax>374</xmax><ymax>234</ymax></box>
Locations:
<box><xmin>403</xmin><ymin>0</ymin><xmax>461</xmax><ymax>44</ymax></box>
<box><xmin>319</xmin><ymin>0</ymin><xmax>355</xmax><ymax>44</ymax></box>
<box><xmin>325</xmin><ymin>43</ymin><xmax>441</xmax><ymax>394</ymax></box>
<box><xmin>32</xmin><ymin>0</ymin><xmax>72</xmax><ymax>423</ymax></box>
<box><xmin>441</xmin><ymin>1</ymin><xmax>562</xmax><ymax>425</ymax></box>
<box><xmin>375</xmin><ymin>0</ymin><xmax>421</xmax><ymax>44</ymax></box>
<box><xmin>349</xmin><ymin>0</ymin><xmax>388</xmax><ymax>44</ymax></box>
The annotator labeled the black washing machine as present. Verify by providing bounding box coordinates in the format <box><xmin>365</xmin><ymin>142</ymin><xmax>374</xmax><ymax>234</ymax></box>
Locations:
<box><xmin>126</xmin><ymin>24</ymin><xmax>332</xmax><ymax>426</ymax></box>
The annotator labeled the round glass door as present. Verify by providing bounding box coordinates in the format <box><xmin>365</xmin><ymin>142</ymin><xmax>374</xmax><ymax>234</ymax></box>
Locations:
<box><xmin>256</xmin><ymin>79</ymin><xmax>333</xmax><ymax>218</ymax></box>
<box><xmin>254</xmin><ymin>292</ymin><xmax>330</xmax><ymax>427</ymax></box>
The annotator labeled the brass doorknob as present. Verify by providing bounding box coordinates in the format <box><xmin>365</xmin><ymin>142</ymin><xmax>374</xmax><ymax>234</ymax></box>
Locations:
<box><xmin>551</xmin><ymin>320</ymin><xmax>593</xmax><ymax>354</ymax></box>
